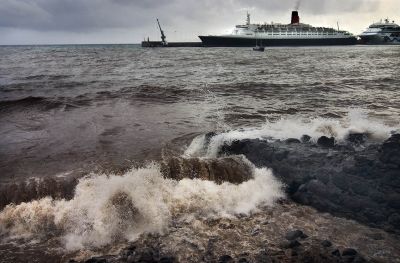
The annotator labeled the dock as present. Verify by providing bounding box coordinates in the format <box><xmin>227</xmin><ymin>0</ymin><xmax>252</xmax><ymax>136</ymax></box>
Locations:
<box><xmin>142</xmin><ymin>19</ymin><xmax>203</xmax><ymax>48</ymax></box>
<box><xmin>141</xmin><ymin>41</ymin><xmax>203</xmax><ymax>47</ymax></box>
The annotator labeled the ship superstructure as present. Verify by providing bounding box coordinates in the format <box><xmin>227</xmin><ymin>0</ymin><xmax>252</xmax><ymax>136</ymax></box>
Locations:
<box><xmin>199</xmin><ymin>11</ymin><xmax>357</xmax><ymax>46</ymax></box>
<box><xmin>359</xmin><ymin>19</ymin><xmax>400</xmax><ymax>44</ymax></box>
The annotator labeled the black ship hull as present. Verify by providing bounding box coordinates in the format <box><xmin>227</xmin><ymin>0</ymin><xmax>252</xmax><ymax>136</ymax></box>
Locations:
<box><xmin>199</xmin><ymin>36</ymin><xmax>357</xmax><ymax>47</ymax></box>
<box><xmin>359</xmin><ymin>35</ymin><xmax>400</xmax><ymax>45</ymax></box>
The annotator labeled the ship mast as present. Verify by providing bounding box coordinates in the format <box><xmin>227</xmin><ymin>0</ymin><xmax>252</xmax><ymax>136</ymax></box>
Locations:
<box><xmin>156</xmin><ymin>18</ymin><xmax>167</xmax><ymax>46</ymax></box>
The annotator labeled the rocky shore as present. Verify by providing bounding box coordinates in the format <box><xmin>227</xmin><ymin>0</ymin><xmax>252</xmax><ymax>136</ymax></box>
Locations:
<box><xmin>220</xmin><ymin>133</ymin><xmax>400</xmax><ymax>234</ymax></box>
<box><xmin>64</xmin><ymin>133</ymin><xmax>400</xmax><ymax>263</ymax></box>
<box><xmin>71</xmin><ymin>202</ymin><xmax>399</xmax><ymax>263</ymax></box>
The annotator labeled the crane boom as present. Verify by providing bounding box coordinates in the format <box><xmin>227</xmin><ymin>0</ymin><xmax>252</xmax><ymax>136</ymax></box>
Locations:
<box><xmin>156</xmin><ymin>18</ymin><xmax>167</xmax><ymax>45</ymax></box>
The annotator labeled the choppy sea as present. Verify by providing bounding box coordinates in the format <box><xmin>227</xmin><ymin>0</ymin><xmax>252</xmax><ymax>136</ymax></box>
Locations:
<box><xmin>0</xmin><ymin>45</ymin><xmax>399</xmax><ymax>262</ymax></box>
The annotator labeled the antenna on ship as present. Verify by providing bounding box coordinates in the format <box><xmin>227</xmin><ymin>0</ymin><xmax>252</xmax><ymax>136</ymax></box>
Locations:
<box><xmin>337</xmin><ymin>21</ymin><xmax>340</xmax><ymax>31</ymax></box>
<box><xmin>156</xmin><ymin>18</ymin><xmax>167</xmax><ymax>46</ymax></box>
<box><xmin>246</xmin><ymin>12</ymin><xmax>251</xmax><ymax>26</ymax></box>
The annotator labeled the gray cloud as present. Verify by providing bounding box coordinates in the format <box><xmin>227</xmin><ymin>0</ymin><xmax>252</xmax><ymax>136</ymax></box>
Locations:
<box><xmin>0</xmin><ymin>0</ymin><xmax>396</xmax><ymax>44</ymax></box>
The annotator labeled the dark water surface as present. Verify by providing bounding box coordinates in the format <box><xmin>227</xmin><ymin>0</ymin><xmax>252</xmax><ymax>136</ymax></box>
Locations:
<box><xmin>1</xmin><ymin>45</ymin><xmax>399</xmax><ymax>181</ymax></box>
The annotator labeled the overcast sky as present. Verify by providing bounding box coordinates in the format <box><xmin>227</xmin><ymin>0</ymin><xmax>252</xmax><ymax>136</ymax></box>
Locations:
<box><xmin>0</xmin><ymin>0</ymin><xmax>399</xmax><ymax>45</ymax></box>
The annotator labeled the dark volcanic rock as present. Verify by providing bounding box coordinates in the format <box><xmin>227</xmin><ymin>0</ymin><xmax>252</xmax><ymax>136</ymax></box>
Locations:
<box><xmin>347</xmin><ymin>133</ymin><xmax>368</xmax><ymax>145</ymax></box>
<box><xmin>380</xmin><ymin>134</ymin><xmax>400</xmax><ymax>166</ymax></box>
<box><xmin>342</xmin><ymin>248</ymin><xmax>358</xmax><ymax>256</ymax></box>
<box><xmin>285</xmin><ymin>230</ymin><xmax>307</xmax><ymax>240</ymax></box>
<box><xmin>317</xmin><ymin>136</ymin><xmax>335</xmax><ymax>147</ymax></box>
<box><xmin>301</xmin><ymin>135</ymin><xmax>312</xmax><ymax>143</ymax></box>
<box><xmin>218</xmin><ymin>255</ymin><xmax>234</xmax><ymax>263</ymax></box>
<box><xmin>321</xmin><ymin>240</ymin><xmax>332</xmax><ymax>247</ymax></box>
<box><xmin>285</xmin><ymin>138</ymin><xmax>301</xmax><ymax>144</ymax></box>
<box><xmin>219</xmin><ymin>134</ymin><xmax>400</xmax><ymax>234</ymax></box>
<box><xmin>85</xmin><ymin>258</ymin><xmax>107</xmax><ymax>263</ymax></box>
<box><xmin>281</xmin><ymin>240</ymin><xmax>302</xmax><ymax>249</ymax></box>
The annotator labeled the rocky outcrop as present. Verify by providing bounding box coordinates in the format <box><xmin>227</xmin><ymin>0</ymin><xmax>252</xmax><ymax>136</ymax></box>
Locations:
<box><xmin>220</xmin><ymin>134</ymin><xmax>400</xmax><ymax>233</ymax></box>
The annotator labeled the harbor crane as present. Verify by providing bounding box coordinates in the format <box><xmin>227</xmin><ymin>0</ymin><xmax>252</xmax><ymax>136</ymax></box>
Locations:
<box><xmin>157</xmin><ymin>18</ymin><xmax>167</xmax><ymax>46</ymax></box>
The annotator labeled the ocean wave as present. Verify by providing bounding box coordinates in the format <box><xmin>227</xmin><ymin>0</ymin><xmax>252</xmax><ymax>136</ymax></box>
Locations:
<box><xmin>0</xmin><ymin>96</ymin><xmax>93</xmax><ymax>112</ymax></box>
<box><xmin>0</xmin><ymin>162</ymin><xmax>284</xmax><ymax>250</ymax></box>
<box><xmin>185</xmin><ymin>109</ymin><xmax>399</xmax><ymax>158</ymax></box>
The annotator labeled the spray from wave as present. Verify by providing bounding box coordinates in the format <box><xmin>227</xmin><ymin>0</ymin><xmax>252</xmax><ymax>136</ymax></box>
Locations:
<box><xmin>185</xmin><ymin>110</ymin><xmax>398</xmax><ymax>158</ymax></box>
<box><xmin>0</xmin><ymin>163</ymin><xmax>284</xmax><ymax>251</ymax></box>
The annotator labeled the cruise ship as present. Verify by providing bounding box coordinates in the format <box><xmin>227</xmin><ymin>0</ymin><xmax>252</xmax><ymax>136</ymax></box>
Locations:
<box><xmin>359</xmin><ymin>19</ymin><xmax>400</xmax><ymax>44</ymax></box>
<box><xmin>199</xmin><ymin>11</ymin><xmax>357</xmax><ymax>46</ymax></box>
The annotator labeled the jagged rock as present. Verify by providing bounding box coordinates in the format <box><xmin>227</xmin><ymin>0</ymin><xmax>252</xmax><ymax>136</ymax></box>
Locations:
<box><xmin>331</xmin><ymin>249</ymin><xmax>341</xmax><ymax>257</ymax></box>
<box><xmin>281</xmin><ymin>240</ymin><xmax>301</xmax><ymax>249</ymax></box>
<box><xmin>159</xmin><ymin>257</ymin><xmax>176</xmax><ymax>263</ymax></box>
<box><xmin>218</xmin><ymin>255</ymin><xmax>234</xmax><ymax>263</ymax></box>
<box><xmin>321</xmin><ymin>240</ymin><xmax>332</xmax><ymax>247</ymax></box>
<box><xmin>347</xmin><ymin>133</ymin><xmax>368</xmax><ymax>145</ymax></box>
<box><xmin>317</xmin><ymin>136</ymin><xmax>335</xmax><ymax>148</ymax></box>
<box><xmin>219</xmin><ymin>134</ymin><xmax>400</xmax><ymax>234</ymax></box>
<box><xmin>301</xmin><ymin>135</ymin><xmax>312</xmax><ymax>143</ymax></box>
<box><xmin>285</xmin><ymin>138</ymin><xmax>301</xmax><ymax>144</ymax></box>
<box><xmin>341</xmin><ymin>248</ymin><xmax>366</xmax><ymax>263</ymax></box>
<box><xmin>380</xmin><ymin>134</ymin><xmax>400</xmax><ymax>166</ymax></box>
<box><xmin>342</xmin><ymin>248</ymin><xmax>358</xmax><ymax>256</ymax></box>
<box><xmin>254</xmin><ymin>251</ymin><xmax>272</xmax><ymax>263</ymax></box>
<box><xmin>85</xmin><ymin>258</ymin><xmax>107</xmax><ymax>263</ymax></box>
<box><xmin>285</xmin><ymin>230</ymin><xmax>308</xmax><ymax>240</ymax></box>
<box><xmin>205</xmin><ymin>132</ymin><xmax>217</xmax><ymax>145</ymax></box>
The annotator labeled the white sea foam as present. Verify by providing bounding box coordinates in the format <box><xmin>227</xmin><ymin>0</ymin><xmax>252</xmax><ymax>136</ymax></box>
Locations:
<box><xmin>185</xmin><ymin>109</ymin><xmax>398</xmax><ymax>158</ymax></box>
<box><xmin>0</xmin><ymin>163</ymin><xmax>284</xmax><ymax>250</ymax></box>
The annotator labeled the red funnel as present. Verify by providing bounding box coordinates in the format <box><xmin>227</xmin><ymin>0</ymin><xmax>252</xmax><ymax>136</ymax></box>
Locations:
<box><xmin>291</xmin><ymin>11</ymin><xmax>300</xmax><ymax>24</ymax></box>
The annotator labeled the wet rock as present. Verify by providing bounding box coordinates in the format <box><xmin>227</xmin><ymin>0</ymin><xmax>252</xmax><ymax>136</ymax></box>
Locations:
<box><xmin>205</xmin><ymin>132</ymin><xmax>217</xmax><ymax>145</ymax></box>
<box><xmin>285</xmin><ymin>138</ymin><xmax>301</xmax><ymax>144</ymax></box>
<box><xmin>347</xmin><ymin>133</ymin><xmax>368</xmax><ymax>145</ymax></box>
<box><xmin>338</xmin><ymin>248</ymin><xmax>364</xmax><ymax>263</ymax></box>
<box><xmin>317</xmin><ymin>136</ymin><xmax>335</xmax><ymax>148</ymax></box>
<box><xmin>331</xmin><ymin>249</ymin><xmax>341</xmax><ymax>257</ymax></box>
<box><xmin>138</xmin><ymin>249</ymin><xmax>155</xmax><ymax>262</ymax></box>
<box><xmin>285</xmin><ymin>230</ymin><xmax>307</xmax><ymax>240</ymax></box>
<box><xmin>388</xmin><ymin>194</ymin><xmax>400</xmax><ymax>209</ymax></box>
<box><xmin>366</xmin><ymin>232</ymin><xmax>384</xmax><ymax>240</ymax></box>
<box><xmin>351</xmin><ymin>181</ymin><xmax>370</xmax><ymax>196</ymax></box>
<box><xmin>332</xmin><ymin>174</ymin><xmax>349</xmax><ymax>191</ymax></box>
<box><xmin>380</xmin><ymin>134</ymin><xmax>400</xmax><ymax>165</ymax></box>
<box><xmin>255</xmin><ymin>251</ymin><xmax>272</xmax><ymax>263</ymax></box>
<box><xmin>238</xmin><ymin>258</ymin><xmax>250</xmax><ymax>263</ymax></box>
<box><xmin>219</xmin><ymin>134</ymin><xmax>400</xmax><ymax>234</ymax></box>
<box><xmin>321</xmin><ymin>240</ymin><xmax>332</xmax><ymax>247</ymax></box>
<box><xmin>342</xmin><ymin>248</ymin><xmax>358</xmax><ymax>256</ymax></box>
<box><xmin>281</xmin><ymin>240</ymin><xmax>301</xmax><ymax>249</ymax></box>
<box><xmin>159</xmin><ymin>257</ymin><xmax>176</xmax><ymax>263</ymax></box>
<box><xmin>218</xmin><ymin>255</ymin><xmax>234</xmax><ymax>263</ymax></box>
<box><xmin>85</xmin><ymin>258</ymin><xmax>107</xmax><ymax>263</ymax></box>
<box><xmin>301</xmin><ymin>135</ymin><xmax>312</xmax><ymax>143</ymax></box>
<box><xmin>251</xmin><ymin>227</ymin><xmax>261</xmax><ymax>236</ymax></box>
<box><xmin>388</xmin><ymin>213</ymin><xmax>400</xmax><ymax>228</ymax></box>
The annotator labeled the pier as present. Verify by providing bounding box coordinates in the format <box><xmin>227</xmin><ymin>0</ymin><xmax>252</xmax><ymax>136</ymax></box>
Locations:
<box><xmin>141</xmin><ymin>41</ymin><xmax>203</xmax><ymax>47</ymax></box>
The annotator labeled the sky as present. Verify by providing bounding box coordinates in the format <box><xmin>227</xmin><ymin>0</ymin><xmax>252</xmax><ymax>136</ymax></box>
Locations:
<box><xmin>0</xmin><ymin>0</ymin><xmax>399</xmax><ymax>45</ymax></box>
